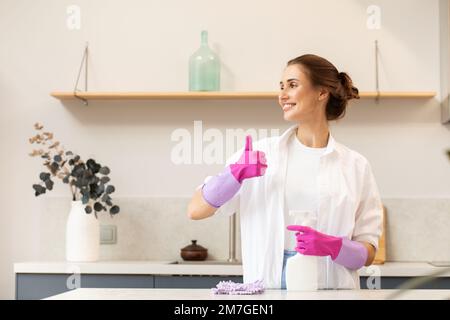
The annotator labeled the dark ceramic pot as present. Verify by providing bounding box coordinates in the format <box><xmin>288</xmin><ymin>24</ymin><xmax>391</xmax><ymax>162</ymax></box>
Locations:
<box><xmin>180</xmin><ymin>240</ymin><xmax>208</xmax><ymax>261</ymax></box>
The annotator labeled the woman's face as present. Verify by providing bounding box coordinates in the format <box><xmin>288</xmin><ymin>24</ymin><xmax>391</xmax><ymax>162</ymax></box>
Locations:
<box><xmin>278</xmin><ymin>64</ymin><xmax>327</xmax><ymax>123</ymax></box>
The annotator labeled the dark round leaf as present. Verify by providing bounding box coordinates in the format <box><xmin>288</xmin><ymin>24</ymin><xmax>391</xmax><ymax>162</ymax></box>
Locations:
<box><xmin>39</xmin><ymin>172</ymin><xmax>51</xmax><ymax>181</ymax></box>
<box><xmin>101</xmin><ymin>193</ymin><xmax>111</xmax><ymax>203</ymax></box>
<box><xmin>32</xmin><ymin>184</ymin><xmax>46</xmax><ymax>196</ymax></box>
<box><xmin>86</xmin><ymin>159</ymin><xmax>96</xmax><ymax>169</ymax></box>
<box><xmin>68</xmin><ymin>159</ymin><xmax>74</xmax><ymax>166</ymax></box>
<box><xmin>54</xmin><ymin>155</ymin><xmax>62</xmax><ymax>163</ymax></box>
<box><xmin>62</xmin><ymin>175</ymin><xmax>70</xmax><ymax>184</ymax></box>
<box><xmin>85</xmin><ymin>205</ymin><xmax>92</xmax><ymax>214</ymax></box>
<box><xmin>71</xmin><ymin>163</ymin><xmax>85</xmax><ymax>178</ymax></box>
<box><xmin>44</xmin><ymin>179</ymin><xmax>54</xmax><ymax>191</ymax></box>
<box><xmin>50</xmin><ymin>162</ymin><xmax>59</xmax><ymax>173</ymax></box>
<box><xmin>73</xmin><ymin>155</ymin><xmax>80</xmax><ymax>162</ymax></box>
<box><xmin>110</xmin><ymin>205</ymin><xmax>120</xmax><ymax>215</ymax></box>
<box><xmin>93</xmin><ymin>202</ymin><xmax>103</xmax><ymax>212</ymax></box>
<box><xmin>100</xmin><ymin>176</ymin><xmax>110</xmax><ymax>184</ymax></box>
<box><xmin>89</xmin><ymin>184</ymin><xmax>99</xmax><ymax>199</ymax></box>
<box><xmin>87</xmin><ymin>159</ymin><xmax>101</xmax><ymax>174</ymax></box>
<box><xmin>105</xmin><ymin>185</ymin><xmax>115</xmax><ymax>194</ymax></box>
<box><xmin>66</xmin><ymin>151</ymin><xmax>73</xmax><ymax>156</ymax></box>
<box><xmin>99</xmin><ymin>166</ymin><xmax>110</xmax><ymax>175</ymax></box>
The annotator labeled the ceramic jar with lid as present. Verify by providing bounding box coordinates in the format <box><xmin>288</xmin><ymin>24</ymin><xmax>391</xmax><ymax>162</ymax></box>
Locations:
<box><xmin>180</xmin><ymin>240</ymin><xmax>208</xmax><ymax>261</ymax></box>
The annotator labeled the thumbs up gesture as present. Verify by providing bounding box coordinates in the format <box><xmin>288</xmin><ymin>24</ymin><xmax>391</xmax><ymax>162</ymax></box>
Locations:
<box><xmin>230</xmin><ymin>135</ymin><xmax>268</xmax><ymax>183</ymax></box>
<box><xmin>201</xmin><ymin>135</ymin><xmax>269</xmax><ymax>208</ymax></box>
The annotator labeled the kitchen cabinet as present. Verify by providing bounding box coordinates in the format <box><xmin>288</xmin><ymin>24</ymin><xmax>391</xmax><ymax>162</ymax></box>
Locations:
<box><xmin>359</xmin><ymin>276</ymin><xmax>450</xmax><ymax>290</ymax></box>
<box><xmin>154</xmin><ymin>275</ymin><xmax>243</xmax><ymax>289</ymax></box>
<box><xmin>15</xmin><ymin>274</ymin><xmax>242</xmax><ymax>300</ymax></box>
<box><xmin>16</xmin><ymin>274</ymin><xmax>156</xmax><ymax>300</ymax></box>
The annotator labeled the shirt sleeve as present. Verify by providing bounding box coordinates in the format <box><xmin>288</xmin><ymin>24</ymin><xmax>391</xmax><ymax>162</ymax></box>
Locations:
<box><xmin>352</xmin><ymin>161</ymin><xmax>383</xmax><ymax>251</ymax></box>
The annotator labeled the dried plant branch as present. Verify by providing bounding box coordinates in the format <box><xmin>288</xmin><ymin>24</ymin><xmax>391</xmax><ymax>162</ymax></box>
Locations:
<box><xmin>29</xmin><ymin>123</ymin><xmax>120</xmax><ymax>217</ymax></box>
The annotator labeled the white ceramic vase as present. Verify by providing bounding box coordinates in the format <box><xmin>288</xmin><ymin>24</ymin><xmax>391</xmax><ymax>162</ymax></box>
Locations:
<box><xmin>66</xmin><ymin>200</ymin><xmax>99</xmax><ymax>262</ymax></box>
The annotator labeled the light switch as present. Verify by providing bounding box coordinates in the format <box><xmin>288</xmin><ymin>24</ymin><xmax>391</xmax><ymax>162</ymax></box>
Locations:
<box><xmin>100</xmin><ymin>225</ymin><xmax>117</xmax><ymax>244</ymax></box>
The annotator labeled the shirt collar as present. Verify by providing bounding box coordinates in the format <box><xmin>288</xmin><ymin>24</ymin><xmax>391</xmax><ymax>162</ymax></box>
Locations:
<box><xmin>280</xmin><ymin>124</ymin><xmax>337</xmax><ymax>156</ymax></box>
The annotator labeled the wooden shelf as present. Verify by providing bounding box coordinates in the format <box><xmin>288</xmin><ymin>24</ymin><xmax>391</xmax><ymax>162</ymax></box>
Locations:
<box><xmin>51</xmin><ymin>91</ymin><xmax>277</xmax><ymax>100</ymax></box>
<box><xmin>358</xmin><ymin>92</ymin><xmax>436</xmax><ymax>99</ymax></box>
<box><xmin>50</xmin><ymin>91</ymin><xmax>436</xmax><ymax>101</ymax></box>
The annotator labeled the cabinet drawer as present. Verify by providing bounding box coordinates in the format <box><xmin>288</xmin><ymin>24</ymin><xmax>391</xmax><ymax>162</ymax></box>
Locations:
<box><xmin>16</xmin><ymin>274</ymin><xmax>155</xmax><ymax>300</ymax></box>
<box><xmin>154</xmin><ymin>275</ymin><xmax>243</xmax><ymax>288</ymax></box>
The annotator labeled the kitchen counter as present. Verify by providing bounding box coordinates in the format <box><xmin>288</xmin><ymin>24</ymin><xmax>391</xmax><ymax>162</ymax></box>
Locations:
<box><xmin>13</xmin><ymin>261</ymin><xmax>450</xmax><ymax>277</ymax></box>
<box><xmin>45</xmin><ymin>288</ymin><xmax>450</xmax><ymax>300</ymax></box>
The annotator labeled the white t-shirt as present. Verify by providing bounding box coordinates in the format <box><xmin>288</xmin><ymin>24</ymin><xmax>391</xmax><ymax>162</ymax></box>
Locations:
<box><xmin>284</xmin><ymin>133</ymin><xmax>327</xmax><ymax>250</ymax></box>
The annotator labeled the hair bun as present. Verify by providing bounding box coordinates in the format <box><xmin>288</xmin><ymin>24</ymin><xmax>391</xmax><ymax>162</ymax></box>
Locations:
<box><xmin>338</xmin><ymin>72</ymin><xmax>360</xmax><ymax>100</ymax></box>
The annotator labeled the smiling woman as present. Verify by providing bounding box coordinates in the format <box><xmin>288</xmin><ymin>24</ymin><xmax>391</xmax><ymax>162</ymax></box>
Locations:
<box><xmin>279</xmin><ymin>54</ymin><xmax>360</xmax><ymax>124</ymax></box>
<box><xmin>188</xmin><ymin>53</ymin><xmax>383</xmax><ymax>291</ymax></box>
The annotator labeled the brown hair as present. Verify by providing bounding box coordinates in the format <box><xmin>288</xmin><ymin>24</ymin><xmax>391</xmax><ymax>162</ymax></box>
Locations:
<box><xmin>287</xmin><ymin>54</ymin><xmax>359</xmax><ymax>120</ymax></box>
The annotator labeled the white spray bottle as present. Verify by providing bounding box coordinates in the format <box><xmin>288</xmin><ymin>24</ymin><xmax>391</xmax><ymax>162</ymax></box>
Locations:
<box><xmin>286</xmin><ymin>210</ymin><xmax>318</xmax><ymax>291</ymax></box>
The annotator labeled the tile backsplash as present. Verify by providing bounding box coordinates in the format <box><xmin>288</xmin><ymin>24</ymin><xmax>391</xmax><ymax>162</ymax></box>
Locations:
<box><xmin>38</xmin><ymin>197</ymin><xmax>450</xmax><ymax>263</ymax></box>
<box><xmin>39</xmin><ymin>197</ymin><xmax>241</xmax><ymax>262</ymax></box>
<box><xmin>382</xmin><ymin>198</ymin><xmax>450</xmax><ymax>262</ymax></box>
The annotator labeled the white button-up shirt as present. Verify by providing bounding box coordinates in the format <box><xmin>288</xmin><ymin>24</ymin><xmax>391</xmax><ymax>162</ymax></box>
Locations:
<box><xmin>213</xmin><ymin>125</ymin><xmax>383</xmax><ymax>289</ymax></box>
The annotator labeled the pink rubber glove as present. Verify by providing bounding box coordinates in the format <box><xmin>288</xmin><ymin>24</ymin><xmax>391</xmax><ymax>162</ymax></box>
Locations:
<box><xmin>202</xmin><ymin>136</ymin><xmax>267</xmax><ymax>208</ymax></box>
<box><xmin>287</xmin><ymin>225</ymin><xmax>368</xmax><ymax>270</ymax></box>
<box><xmin>287</xmin><ymin>225</ymin><xmax>342</xmax><ymax>259</ymax></box>
<box><xmin>230</xmin><ymin>135</ymin><xmax>267</xmax><ymax>183</ymax></box>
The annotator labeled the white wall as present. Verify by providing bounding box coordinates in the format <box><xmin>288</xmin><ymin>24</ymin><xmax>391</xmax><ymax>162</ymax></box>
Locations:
<box><xmin>1</xmin><ymin>0</ymin><xmax>449</xmax><ymax>299</ymax></box>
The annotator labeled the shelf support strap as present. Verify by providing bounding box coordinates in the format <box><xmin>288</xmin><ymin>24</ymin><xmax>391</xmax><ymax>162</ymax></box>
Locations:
<box><xmin>73</xmin><ymin>42</ymin><xmax>89</xmax><ymax>105</ymax></box>
<box><xmin>375</xmin><ymin>40</ymin><xmax>380</xmax><ymax>103</ymax></box>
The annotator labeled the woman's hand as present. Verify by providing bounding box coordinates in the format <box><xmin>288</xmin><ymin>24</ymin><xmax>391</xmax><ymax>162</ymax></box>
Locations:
<box><xmin>200</xmin><ymin>135</ymin><xmax>268</xmax><ymax>209</ymax></box>
<box><xmin>286</xmin><ymin>225</ymin><xmax>342</xmax><ymax>259</ymax></box>
<box><xmin>230</xmin><ymin>136</ymin><xmax>268</xmax><ymax>183</ymax></box>
<box><xmin>287</xmin><ymin>225</ymin><xmax>370</xmax><ymax>270</ymax></box>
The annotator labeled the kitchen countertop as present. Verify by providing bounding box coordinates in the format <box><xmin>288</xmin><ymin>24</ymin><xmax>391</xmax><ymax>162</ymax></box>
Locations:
<box><xmin>14</xmin><ymin>261</ymin><xmax>450</xmax><ymax>277</ymax></box>
<box><xmin>45</xmin><ymin>288</ymin><xmax>450</xmax><ymax>300</ymax></box>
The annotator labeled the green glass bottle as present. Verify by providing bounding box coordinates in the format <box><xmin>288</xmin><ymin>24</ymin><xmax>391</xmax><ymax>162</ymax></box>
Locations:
<box><xmin>189</xmin><ymin>30</ymin><xmax>220</xmax><ymax>91</ymax></box>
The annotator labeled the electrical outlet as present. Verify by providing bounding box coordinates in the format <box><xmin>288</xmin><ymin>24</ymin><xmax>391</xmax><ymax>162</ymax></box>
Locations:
<box><xmin>100</xmin><ymin>225</ymin><xmax>117</xmax><ymax>244</ymax></box>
